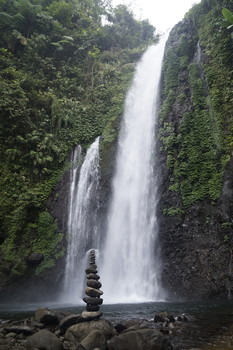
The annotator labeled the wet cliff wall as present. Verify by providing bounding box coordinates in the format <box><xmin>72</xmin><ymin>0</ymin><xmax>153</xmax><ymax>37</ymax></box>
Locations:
<box><xmin>158</xmin><ymin>0</ymin><xmax>233</xmax><ymax>299</ymax></box>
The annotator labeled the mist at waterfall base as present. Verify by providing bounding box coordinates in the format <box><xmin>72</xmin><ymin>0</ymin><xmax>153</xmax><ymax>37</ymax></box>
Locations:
<box><xmin>99</xmin><ymin>37</ymin><xmax>168</xmax><ymax>304</ymax></box>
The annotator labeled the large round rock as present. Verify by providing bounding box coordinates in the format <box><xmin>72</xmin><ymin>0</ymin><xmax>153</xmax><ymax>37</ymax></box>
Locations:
<box><xmin>65</xmin><ymin>319</ymin><xmax>116</xmax><ymax>343</ymax></box>
<box><xmin>108</xmin><ymin>329</ymin><xmax>173</xmax><ymax>350</ymax></box>
<box><xmin>22</xmin><ymin>329</ymin><xmax>63</xmax><ymax>350</ymax></box>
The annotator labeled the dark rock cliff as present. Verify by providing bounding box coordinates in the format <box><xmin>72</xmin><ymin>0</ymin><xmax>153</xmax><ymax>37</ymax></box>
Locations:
<box><xmin>157</xmin><ymin>0</ymin><xmax>233</xmax><ymax>300</ymax></box>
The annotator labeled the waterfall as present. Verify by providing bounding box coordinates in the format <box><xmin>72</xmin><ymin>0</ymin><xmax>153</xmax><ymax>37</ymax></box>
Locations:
<box><xmin>100</xmin><ymin>37</ymin><xmax>167</xmax><ymax>303</ymax></box>
<box><xmin>63</xmin><ymin>137</ymin><xmax>100</xmax><ymax>303</ymax></box>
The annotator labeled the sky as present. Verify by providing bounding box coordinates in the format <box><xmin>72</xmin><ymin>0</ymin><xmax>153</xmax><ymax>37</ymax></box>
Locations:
<box><xmin>111</xmin><ymin>0</ymin><xmax>201</xmax><ymax>33</ymax></box>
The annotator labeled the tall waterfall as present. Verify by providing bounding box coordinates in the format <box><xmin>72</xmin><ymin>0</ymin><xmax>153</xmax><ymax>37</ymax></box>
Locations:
<box><xmin>63</xmin><ymin>137</ymin><xmax>100</xmax><ymax>303</ymax></box>
<box><xmin>100</xmin><ymin>37</ymin><xmax>167</xmax><ymax>303</ymax></box>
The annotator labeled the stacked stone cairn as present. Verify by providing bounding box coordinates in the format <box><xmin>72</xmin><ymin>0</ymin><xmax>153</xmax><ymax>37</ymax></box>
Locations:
<box><xmin>82</xmin><ymin>249</ymin><xmax>103</xmax><ymax>320</ymax></box>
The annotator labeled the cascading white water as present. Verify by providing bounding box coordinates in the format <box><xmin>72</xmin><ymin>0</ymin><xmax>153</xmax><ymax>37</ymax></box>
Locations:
<box><xmin>100</xmin><ymin>37</ymin><xmax>167</xmax><ymax>303</ymax></box>
<box><xmin>63</xmin><ymin>137</ymin><xmax>100</xmax><ymax>303</ymax></box>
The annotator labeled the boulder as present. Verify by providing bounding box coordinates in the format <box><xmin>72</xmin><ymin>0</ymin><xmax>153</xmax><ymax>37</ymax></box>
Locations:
<box><xmin>35</xmin><ymin>307</ymin><xmax>59</xmax><ymax>325</ymax></box>
<box><xmin>83</xmin><ymin>297</ymin><xmax>103</xmax><ymax>306</ymax></box>
<box><xmin>22</xmin><ymin>329</ymin><xmax>63</xmax><ymax>350</ymax></box>
<box><xmin>108</xmin><ymin>329</ymin><xmax>173</xmax><ymax>350</ymax></box>
<box><xmin>85</xmin><ymin>287</ymin><xmax>103</xmax><ymax>298</ymax></box>
<box><xmin>59</xmin><ymin>314</ymin><xmax>82</xmax><ymax>332</ymax></box>
<box><xmin>65</xmin><ymin>319</ymin><xmax>116</xmax><ymax>343</ymax></box>
<box><xmin>26</xmin><ymin>253</ymin><xmax>44</xmax><ymax>266</ymax></box>
<box><xmin>87</xmin><ymin>280</ymin><xmax>102</xmax><ymax>289</ymax></box>
<box><xmin>80</xmin><ymin>330</ymin><xmax>107</xmax><ymax>350</ymax></box>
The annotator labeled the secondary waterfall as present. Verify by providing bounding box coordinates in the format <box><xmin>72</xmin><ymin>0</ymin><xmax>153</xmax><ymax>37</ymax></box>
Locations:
<box><xmin>100</xmin><ymin>37</ymin><xmax>167</xmax><ymax>303</ymax></box>
<box><xmin>63</xmin><ymin>137</ymin><xmax>100</xmax><ymax>303</ymax></box>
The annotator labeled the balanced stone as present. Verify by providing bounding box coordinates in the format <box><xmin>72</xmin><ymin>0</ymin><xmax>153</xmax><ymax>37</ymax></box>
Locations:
<box><xmin>81</xmin><ymin>311</ymin><xmax>102</xmax><ymax>321</ymax></box>
<box><xmin>83</xmin><ymin>249</ymin><xmax>103</xmax><ymax>316</ymax></box>
<box><xmin>85</xmin><ymin>287</ymin><xmax>103</xmax><ymax>298</ymax></box>
<box><xmin>83</xmin><ymin>297</ymin><xmax>103</xmax><ymax>306</ymax></box>
<box><xmin>87</xmin><ymin>273</ymin><xmax>100</xmax><ymax>280</ymax></box>
<box><xmin>85</xmin><ymin>267</ymin><xmax>98</xmax><ymax>274</ymax></box>
<box><xmin>87</xmin><ymin>280</ymin><xmax>102</xmax><ymax>289</ymax></box>
<box><xmin>86</xmin><ymin>305</ymin><xmax>100</xmax><ymax>312</ymax></box>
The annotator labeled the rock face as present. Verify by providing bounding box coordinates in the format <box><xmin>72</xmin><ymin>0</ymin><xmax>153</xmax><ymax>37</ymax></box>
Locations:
<box><xmin>157</xmin><ymin>1</ymin><xmax>233</xmax><ymax>300</ymax></box>
<box><xmin>26</xmin><ymin>253</ymin><xmax>44</xmax><ymax>266</ymax></box>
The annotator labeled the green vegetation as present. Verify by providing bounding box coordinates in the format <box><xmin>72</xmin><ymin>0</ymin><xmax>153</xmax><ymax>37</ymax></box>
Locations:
<box><xmin>222</xmin><ymin>8</ymin><xmax>233</xmax><ymax>38</ymax></box>
<box><xmin>0</xmin><ymin>0</ymin><xmax>157</xmax><ymax>284</ymax></box>
<box><xmin>159</xmin><ymin>0</ymin><xmax>233</xmax><ymax>209</ymax></box>
<box><xmin>163</xmin><ymin>207</ymin><xmax>185</xmax><ymax>216</ymax></box>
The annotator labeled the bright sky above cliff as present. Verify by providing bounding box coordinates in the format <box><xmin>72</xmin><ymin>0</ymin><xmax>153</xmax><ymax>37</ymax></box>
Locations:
<box><xmin>112</xmin><ymin>0</ymin><xmax>201</xmax><ymax>32</ymax></box>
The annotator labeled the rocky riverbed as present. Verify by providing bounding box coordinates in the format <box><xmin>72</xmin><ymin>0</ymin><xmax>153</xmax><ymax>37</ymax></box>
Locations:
<box><xmin>0</xmin><ymin>306</ymin><xmax>191</xmax><ymax>350</ymax></box>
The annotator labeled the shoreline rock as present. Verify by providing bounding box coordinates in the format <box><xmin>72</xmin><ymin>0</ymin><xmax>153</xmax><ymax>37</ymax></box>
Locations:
<box><xmin>0</xmin><ymin>307</ymin><xmax>176</xmax><ymax>350</ymax></box>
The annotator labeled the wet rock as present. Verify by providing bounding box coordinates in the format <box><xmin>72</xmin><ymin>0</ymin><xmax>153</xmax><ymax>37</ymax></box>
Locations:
<box><xmin>59</xmin><ymin>314</ymin><xmax>82</xmax><ymax>332</ymax></box>
<box><xmin>115</xmin><ymin>324</ymin><xmax>127</xmax><ymax>333</ymax></box>
<box><xmin>35</xmin><ymin>307</ymin><xmax>59</xmax><ymax>325</ymax></box>
<box><xmin>22</xmin><ymin>329</ymin><xmax>62</xmax><ymax>350</ymax></box>
<box><xmin>85</xmin><ymin>287</ymin><xmax>103</xmax><ymax>298</ymax></box>
<box><xmin>80</xmin><ymin>330</ymin><xmax>107</xmax><ymax>350</ymax></box>
<box><xmin>122</xmin><ymin>320</ymin><xmax>142</xmax><ymax>330</ymax></box>
<box><xmin>83</xmin><ymin>297</ymin><xmax>103</xmax><ymax>306</ymax></box>
<box><xmin>86</xmin><ymin>305</ymin><xmax>100</xmax><ymax>312</ymax></box>
<box><xmin>176</xmin><ymin>314</ymin><xmax>188</xmax><ymax>322</ymax></box>
<box><xmin>87</xmin><ymin>273</ymin><xmax>100</xmax><ymax>280</ymax></box>
<box><xmin>63</xmin><ymin>340</ymin><xmax>80</xmax><ymax>350</ymax></box>
<box><xmin>108</xmin><ymin>328</ymin><xmax>173</xmax><ymax>350</ymax></box>
<box><xmin>65</xmin><ymin>319</ymin><xmax>116</xmax><ymax>343</ymax></box>
<box><xmin>6</xmin><ymin>332</ymin><xmax>16</xmax><ymax>338</ymax></box>
<box><xmin>154</xmin><ymin>312</ymin><xmax>174</xmax><ymax>323</ymax></box>
<box><xmin>4</xmin><ymin>326</ymin><xmax>34</xmax><ymax>335</ymax></box>
<box><xmin>85</xmin><ymin>267</ymin><xmax>98</xmax><ymax>274</ymax></box>
<box><xmin>87</xmin><ymin>280</ymin><xmax>102</xmax><ymax>289</ymax></box>
<box><xmin>81</xmin><ymin>311</ymin><xmax>102</xmax><ymax>321</ymax></box>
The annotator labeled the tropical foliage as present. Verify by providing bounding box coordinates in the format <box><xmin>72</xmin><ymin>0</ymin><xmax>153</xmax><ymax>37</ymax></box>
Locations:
<box><xmin>0</xmin><ymin>0</ymin><xmax>156</xmax><ymax>284</ymax></box>
<box><xmin>159</xmin><ymin>0</ymin><xmax>233</xmax><ymax>209</ymax></box>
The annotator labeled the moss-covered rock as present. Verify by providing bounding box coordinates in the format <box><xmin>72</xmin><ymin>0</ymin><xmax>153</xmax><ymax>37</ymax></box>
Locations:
<box><xmin>158</xmin><ymin>0</ymin><xmax>233</xmax><ymax>299</ymax></box>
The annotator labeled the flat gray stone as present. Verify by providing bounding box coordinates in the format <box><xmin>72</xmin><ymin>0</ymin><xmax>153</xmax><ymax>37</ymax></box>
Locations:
<box><xmin>59</xmin><ymin>314</ymin><xmax>82</xmax><ymax>332</ymax></box>
<box><xmin>81</xmin><ymin>311</ymin><xmax>102</xmax><ymax>321</ymax></box>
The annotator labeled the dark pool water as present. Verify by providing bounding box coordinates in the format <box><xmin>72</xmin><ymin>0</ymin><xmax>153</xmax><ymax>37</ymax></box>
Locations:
<box><xmin>1</xmin><ymin>300</ymin><xmax>233</xmax><ymax>349</ymax></box>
